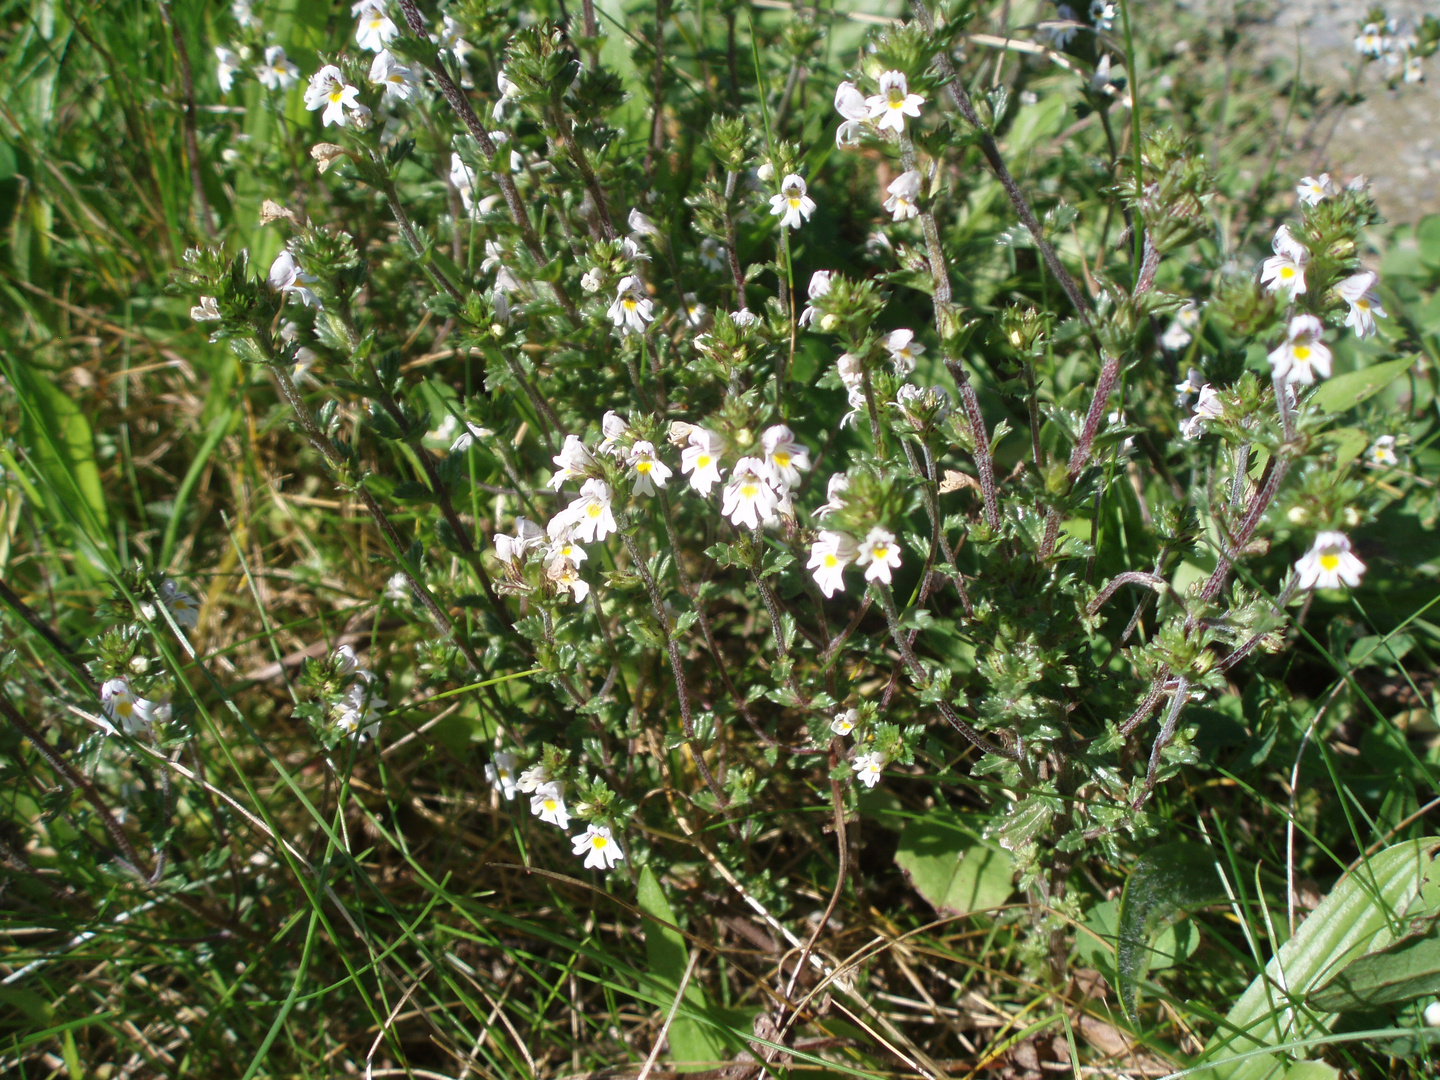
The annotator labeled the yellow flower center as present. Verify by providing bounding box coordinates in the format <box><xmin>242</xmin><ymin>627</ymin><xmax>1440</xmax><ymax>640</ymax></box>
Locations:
<box><xmin>636</xmin><ymin>461</ymin><xmax>652</xmax><ymax>474</ymax></box>
<box><xmin>788</xmin><ymin>198</ymin><xmax>801</xmax><ymax>209</ymax></box>
<box><xmin>117</xmin><ymin>700</ymin><xmax>133</xmax><ymax>716</ymax></box>
<box><xmin>1320</xmin><ymin>553</ymin><xmax>1340</xmax><ymax>571</ymax></box>
<box><xmin>740</xmin><ymin>484</ymin><xmax>758</xmax><ymax>499</ymax></box>
<box><xmin>622</xmin><ymin>298</ymin><xmax>636</xmax><ymax>311</ymax></box>
<box><xmin>888</xmin><ymin>88</ymin><xmax>905</xmax><ymax>106</ymax></box>
<box><xmin>824</xmin><ymin>554</ymin><xmax>839</xmax><ymax>567</ymax></box>
<box><xmin>773</xmin><ymin>451</ymin><xmax>790</xmax><ymax>468</ymax></box>
<box><xmin>695</xmin><ymin>455</ymin><xmax>711</xmax><ymax>469</ymax></box>
<box><xmin>592</xmin><ymin>836</ymin><xmax>608</xmax><ymax>849</ymax></box>
<box><xmin>872</xmin><ymin>545</ymin><xmax>889</xmax><ymax>559</ymax></box>
<box><xmin>543</xmin><ymin>799</ymin><xmax>558</xmax><ymax>812</ymax></box>
<box><xmin>586</xmin><ymin>504</ymin><xmax>602</xmax><ymax>518</ymax></box>
<box><xmin>1356</xmin><ymin>300</ymin><xmax>1370</xmax><ymax>312</ymax></box>
<box><xmin>329</xmin><ymin>90</ymin><xmax>344</xmax><ymax>103</ymax></box>
<box><xmin>1293</xmin><ymin>346</ymin><xmax>1310</xmax><ymax>361</ymax></box>
<box><xmin>1279</xmin><ymin>266</ymin><xmax>1294</xmax><ymax>279</ymax></box>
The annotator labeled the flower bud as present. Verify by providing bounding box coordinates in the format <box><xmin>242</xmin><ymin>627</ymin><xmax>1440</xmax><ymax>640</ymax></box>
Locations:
<box><xmin>757</xmin><ymin>161</ymin><xmax>775</xmax><ymax>182</ymax></box>
<box><xmin>129</xmin><ymin>655</ymin><xmax>150</xmax><ymax>674</ymax></box>
<box><xmin>820</xmin><ymin>313</ymin><xmax>841</xmax><ymax>331</ymax></box>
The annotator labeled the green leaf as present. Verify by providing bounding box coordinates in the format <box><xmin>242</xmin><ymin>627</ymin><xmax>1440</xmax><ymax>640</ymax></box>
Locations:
<box><xmin>636</xmin><ymin>866</ymin><xmax>727</xmax><ymax>1066</ymax></box>
<box><xmin>1308</xmin><ymin>918</ymin><xmax>1440</xmax><ymax>1012</ymax></box>
<box><xmin>1282</xmin><ymin>1063</ymin><xmax>1338</xmax><ymax>1080</ymax></box>
<box><xmin>6</xmin><ymin>354</ymin><xmax>108</xmax><ymax>534</ymax></box>
<box><xmin>1312</xmin><ymin>356</ymin><xmax>1417</xmax><ymax>413</ymax></box>
<box><xmin>1196</xmin><ymin>838</ymin><xmax>1440</xmax><ymax>1080</ymax></box>
<box><xmin>1116</xmin><ymin>842</ymin><xmax>1228</xmax><ymax>1021</ymax></box>
<box><xmin>1324</xmin><ymin>426</ymin><xmax>1368</xmax><ymax>467</ymax></box>
<box><xmin>894</xmin><ymin>812</ymin><xmax>1014</xmax><ymax>917</ymax></box>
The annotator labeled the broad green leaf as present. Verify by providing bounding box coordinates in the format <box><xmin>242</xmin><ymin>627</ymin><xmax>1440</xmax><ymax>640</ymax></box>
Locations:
<box><xmin>1307</xmin><ymin>918</ymin><xmax>1440</xmax><ymax>1012</ymax></box>
<box><xmin>1324</xmin><ymin>426</ymin><xmax>1368</xmax><ymax>467</ymax></box>
<box><xmin>1312</xmin><ymin>356</ymin><xmax>1417</xmax><ymax>414</ymax></box>
<box><xmin>1196</xmin><ymin>838</ymin><xmax>1440</xmax><ymax>1079</ymax></box>
<box><xmin>1116</xmin><ymin>842</ymin><xmax>1228</xmax><ymax>1021</ymax></box>
<box><xmin>636</xmin><ymin>866</ymin><xmax>727</xmax><ymax>1066</ymax></box>
<box><xmin>6</xmin><ymin>353</ymin><xmax>108</xmax><ymax>534</ymax></box>
<box><xmin>895</xmin><ymin>812</ymin><xmax>1015</xmax><ymax>917</ymax></box>
<box><xmin>1282</xmin><ymin>1062</ymin><xmax>1338</xmax><ymax>1080</ymax></box>
<box><xmin>1075</xmin><ymin>899</ymin><xmax>1198</xmax><ymax>976</ymax></box>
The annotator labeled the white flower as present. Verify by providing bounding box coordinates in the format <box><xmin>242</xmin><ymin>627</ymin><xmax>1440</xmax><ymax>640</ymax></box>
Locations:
<box><xmin>628</xmin><ymin>208</ymin><xmax>661</xmax><ymax>238</ymax></box>
<box><xmin>191</xmin><ymin>296</ymin><xmax>221</xmax><ymax>322</ymax></box>
<box><xmin>731</xmin><ymin>309</ymin><xmax>760</xmax><ymax>328</ymax></box>
<box><xmin>450</xmin><ymin>421</ymin><xmax>493</xmax><ymax>453</ymax></box>
<box><xmin>1089</xmin><ymin>54</ymin><xmax>1115</xmax><ymax>92</ymax></box>
<box><xmin>332</xmin><ymin>644</ymin><xmax>373</xmax><ymax>681</ymax></box>
<box><xmin>756</xmin><ymin>161</ymin><xmax>775</xmax><ymax>182</ymax></box>
<box><xmin>547</xmin><ymin>555</ymin><xmax>590</xmax><ymax>604</ymax></box>
<box><xmin>699</xmin><ymin>237</ymin><xmax>725</xmax><ymax>271</ymax></box>
<box><xmin>486</xmin><ymin>752</ymin><xmax>518</xmax><ymax>800</ymax></box>
<box><xmin>761</xmin><ymin>425</ymin><xmax>809</xmax><ymax>490</ymax></box>
<box><xmin>597</xmin><ymin>411</ymin><xmax>630</xmax><ymax>456</ymax></box>
<box><xmin>816</xmin><ymin>473</ymin><xmax>849</xmax><ymax>517</ymax></box>
<box><xmin>1039</xmin><ymin>3</ymin><xmax>1079</xmax><ymax>48</ymax></box>
<box><xmin>1089</xmin><ymin>0</ymin><xmax>1114</xmax><ymax>30</ymax></box>
<box><xmin>627</xmin><ymin>440</ymin><xmax>672</xmax><ymax>496</ymax></box>
<box><xmin>884</xmin><ymin>170</ymin><xmax>922</xmax><ymax>221</ymax></box>
<box><xmin>581</xmin><ymin>267</ymin><xmax>604</xmax><ymax>293</ymax></box>
<box><xmin>680</xmin><ymin>428</ymin><xmax>726</xmax><ymax>496</ymax></box>
<box><xmin>831</xmin><ymin>709</ymin><xmax>859</xmax><ymax>737</ymax></box>
<box><xmin>255</xmin><ymin>46</ymin><xmax>300</xmax><ymax>92</ymax></box>
<box><xmin>101</xmin><ymin>677</ymin><xmax>157</xmax><ymax>736</ymax></box>
<box><xmin>1355</xmin><ymin>22</ymin><xmax>1386</xmax><ymax>57</ymax></box>
<box><xmin>884</xmin><ymin>329</ymin><xmax>924</xmax><ymax>374</ymax></box>
<box><xmin>562</xmin><ymin>479</ymin><xmax>618</xmax><ymax>544</ymax></box>
<box><xmin>352</xmin><ymin>0</ymin><xmax>398</xmax><ymax>51</ymax></box>
<box><xmin>495</xmin><ymin>517</ymin><xmax>545</xmax><ymax>564</ymax></box>
<box><xmin>231</xmin><ymin>0</ymin><xmax>260</xmax><ymax>30</ymax></box>
<box><xmin>682</xmin><ymin>294</ymin><xmax>707</xmax><ymax>328</ymax></box>
<box><xmin>607</xmin><ymin>276</ymin><xmax>654</xmax><ymax>335</ymax></box>
<box><xmin>494</xmin><ymin>70</ymin><xmax>520</xmax><ymax>121</ymax></box>
<box><xmin>866</xmin><ymin>71</ymin><xmax>925</xmax><ymax>133</ymax></box>
<box><xmin>336</xmin><ymin>682</ymin><xmax>384</xmax><ymax>741</ymax></box>
<box><xmin>215</xmin><ymin>46</ymin><xmax>242</xmax><ymax>93</ymax></box>
<box><xmin>834</xmin><ymin>80</ymin><xmax>869</xmax><ymax>121</ymax></box>
<box><xmin>1295</xmin><ymin>531</ymin><xmax>1365</xmax><ymax>591</ymax></box>
<box><xmin>809</xmin><ymin>531</ymin><xmax>857</xmax><ymax>598</ymax></box>
<box><xmin>1337</xmin><ymin>271</ymin><xmax>1387</xmax><ymax>339</ymax></box>
<box><xmin>1260</xmin><ymin>224</ymin><xmax>1308</xmax><ymax>299</ymax></box>
<box><xmin>1268</xmin><ymin>314</ymin><xmax>1331</xmax><ymax>386</ymax></box>
<box><xmin>369</xmin><ymin>49</ymin><xmax>418</xmax><ymax>102</ymax></box>
<box><xmin>305</xmin><ymin>65</ymin><xmax>362</xmax><ymax>128</ymax></box>
<box><xmin>853</xmin><ymin>750</ymin><xmax>885</xmax><ymax>788</ymax></box>
<box><xmin>1180</xmin><ymin>384</ymin><xmax>1223</xmax><ymax>439</ymax></box>
<box><xmin>836</xmin><ymin>119</ymin><xmax>865</xmax><ymax>149</ymax></box>
<box><xmin>836</xmin><ymin>352</ymin><xmax>865</xmax><ymax>390</ymax></box>
<box><xmin>855</xmin><ymin>526</ymin><xmax>902</xmax><ymax>584</ymax></box>
<box><xmin>1368</xmin><ymin>435</ymin><xmax>1399</xmax><ymax>467</ymax></box>
<box><xmin>721</xmin><ymin>458</ymin><xmax>779</xmax><ymax>531</ymax></box>
<box><xmin>159</xmin><ymin>580</ymin><xmax>200</xmax><ymax>629</ymax></box>
<box><xmin>1296</xmin><ymin>174</ymin><xmax>1336</xmax><ymax>207</ymax></box>
<box><xmin>385</xmin><ymin>572</ymin><xmax>411</xmax><ymax>602</ymax></box>
<box><xmin>450</xmin><ymin>152</ymin><xmax>479</xmax><ymax>214</ymax></box>
<box><xmin>1403</xmin><ymin>56</ymin><xmax>1424</xmax><ymax>84</ymax></box>
<box><xmin>517</xmin><ymin>763</ymin><xmax>550</xmax><ymax>793</ymax></box>
<box><xmin>769</xmin><ymin>174</ymin><xmax>816</xmax><ymax>230</ymax></box>
<box><xmin>1162</xmin><ymin>302</ymin><xmax>1200</xmax><ymax>350</ymax></box>
<box><xmin>572</xmin><ymin>824</ymin><xmax>624</xmax><ymax>870</ymax></box>
<box><xmin>268</xmin><ymin>250</ymin><xmax>321</xmax><ymax>308</ymax></box>
<box><xmin>531</xmin><ymin>782</ymin><xmax>571</xmax><ymax>829</ymax></box>
<box><xmin>548</xmin><ymin>434</ymin><xmax>595</xmax><ymax>491</ymax></box>
<box><xmin>546</xmin><ymin>516</ymin><xmax>588</xmax><ymax>563</ymax></box>
<box><xmin>798</xmin><ymin>271</ymin><xmax>832</xmax><ymax>329</ymax></box>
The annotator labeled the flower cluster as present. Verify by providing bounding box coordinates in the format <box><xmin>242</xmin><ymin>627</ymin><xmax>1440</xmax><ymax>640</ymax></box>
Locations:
<box><xmin>485</xmin><ymin>750</ymin><xmax>625</xmax><ymax>871</ymax></box>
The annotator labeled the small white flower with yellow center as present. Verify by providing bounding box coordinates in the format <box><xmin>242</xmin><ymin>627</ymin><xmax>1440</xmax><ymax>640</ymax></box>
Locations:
<box><xmin>256</xmin><ymin>46</ymin><xmax>300</xmax><ymax>92</ymax></box>
<box><xmin>1268</xmin><ymin>314</ymin><xmax>1331</xmax><ymax>386</ymax></box>
<box><xmin>831</xmin><ymin>709</ymin><xmax>859</xmax><ymax>737</ymax></box>
<box><xmin>160</xmin><ymin>580</ymin><xmax>200</xmax><ymax>630</ymax></box>
<box><xmin>1296</xmin><ymin>174</ymin><xmax>1336</xmax><ymax>206</ymax></box>
<box><xmin>561</xmin><ymin>479</ymin><xmax>618</xmax><ymax>544</ymax></box>
<box><xmin>682</xmin><ymin>294</ymin><xmax>707</xmax><ymax>328</ymax></box>
<box><xmin>1338</xmin><ymin>271</ymin><xmax>1386</xmax><ymax>339</ymax></box>
<box><xmin>336</xmin><ymin>683</ymin><xmax>384</xmax><ymax>741</ymax></box>
<box><xmin>761</xmin><ymin>425</ymin><xmax>810</xmax><ymax>490</ymax></box>
<box><xmin>681</xmin><ymin>428</ymin><xmax>726</xmax><ymax>496</ymax></box>
<box><xmin>699</xmin><ymin>237</ymin><xmax>725</xmax><ymax>271</ymax></box>
<box><xmin>1162</xmin><ymin>302</ymin><xmax>1200</xmax><ymax>351</ymax></box>
<box><xmin>885</xmin><ymin>329</ymin><xmax>925</xmax><ymax>375</ymax></box>
<box><xmin>352</xmin><ymin>0</ymin><xmax>398</xmax><ymax>52</ymax></box>
<box><xmin>369</xmin><ymin>49</ymin><xmax>418</xmax><ymax>102</ymax></box>
<box><xmin>191</xmin><ymin>296</ymin><xmax>221</xmax><ymax>322</ymax></box>
<box><xmin>547</xmin><ymin>434</ymin><xmax>595</xmax><ymax>491</ymax></box>
<box><xmin>547</xmin><ymin>555</ymin><xmax>590</xmax><ymax>604</ymax></box>
<box><xmin>884</xmin><ymin>170</ymin><xmax>922</xmax><ymax>222</ymax></box>
<box><xmin>856</xmin><ymin>527</ymin><xmax>902</xmax><ymax>584</ymax></box>
<box><xmin>517</xmin><ymin>763</ymin><xmax>551</xmax><ymax>794</ymax></box>
<box><xmin>485</xmin><ymin>752</ymin><xmax>518</xmax><ymax>800</ymax></box>
<box><xmin>1354</xmin><ymin>22</ymin><xmax>1386</xmax><ymax>57</ymax></box>
<box><xmin>626</xmin><ymin>440</ymin><xmax>672</xmax><ymax>497</ymax></box>
<box><xmin>1403</xmin><ymin>56</ymin><xmax>1424</xmax><ymax>84</ymax></box>
<box><xmin>607</xmin><ymin>275</ymin><xmax>654</xmax><ymax>335</ymax></box>
<box><xmin>866</xmin><ymin>70</ymin><xmax>925</xmax><ymax>133</ymax></box>
<box><xmin>798</xmin><ymin>271</ymin><xmax>832</xmax><ymax>329</ymax></box>
<box><xmin>305</xmin><ymin>65</ymin><xmax>362</xmax><ymax>128</ymax></box>
<box><xmin>1295</xmin><ymin>531</ymin><xmax>1365</xmax><ymax>591</ymax></box>
<box><xmin>1260</xmin><ymin>224</ymin><xmax>1309</xmax><ymax>299</ymax></box>
<box><xmin>545</xmin><ymin>517</ymin><xmax>587</xmax><ymax>565</ymax></box>
<box><xmin>853</xmin><ymin>750</ymin><xmax>886</xmax><ymax>788</ymax></box>
<box><xmin>808</xmin><ymin>531</ymin><xmax>857</xmax><ymax>598</ymax></box>
<box><xmin>1089</xmin><ymin>0</ymin><xmax>1114</xmax><ymax>30</ymax></box>
<box><xmin>722</xmin><ymin>458</ymin><xmax>779</xmax><ymax>531</ymax></box>
<box><xmin>573</xmin><ymin>824</ymin><xmax>624</xmax><ymax>869</ymax></box>
<box><xmin>531</xmin><ymin>781</ymin><xmax>571</xmax><ymax>829</ymax></box>
<box><xmin>834</xmin><ymin>80</ymin><xmax>870</xmax><ymax>146</ymax></box>
<box><xmin>769</xmin><ymin>174</ymin><xmax>816</xmax><ymax>230</ymax></box>
<box><xmin>215</xmin><ymin>46</ymin><xmax>242</xmax><ymax>93</ymax></box>
<box><xmin>1180</xmin><ymin>384</ymin><xmax>1223</xmax><ymax>439</ymax></box>
<box><xmin>101</xmin><ymin>677</ymin><xmax>156</xmax><ymax>736</ymax></box>
<box><xmin>1368</xmin><ymin>435</ymin><xmax>1399</xmax><ymax>467</ymax></box>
